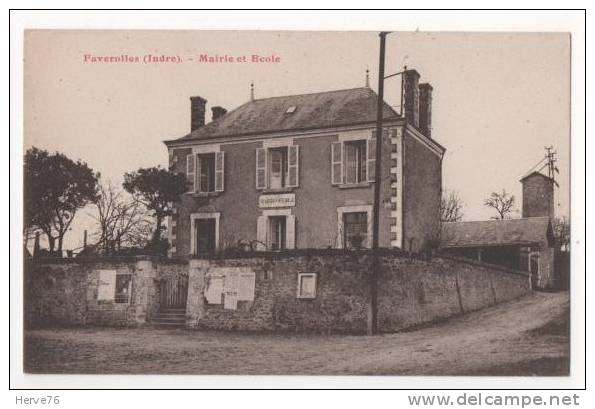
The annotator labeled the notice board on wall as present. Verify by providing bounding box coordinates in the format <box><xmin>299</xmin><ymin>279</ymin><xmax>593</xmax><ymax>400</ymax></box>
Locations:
<box><xmin>206</xmin><ymin>267</ymin><xmax>256</xmax><ymax>309</ymax></box>
<box><xmin>97</xmin><ymin>270</ymin><xmax>117</xmax><ymax>301</ymax></box>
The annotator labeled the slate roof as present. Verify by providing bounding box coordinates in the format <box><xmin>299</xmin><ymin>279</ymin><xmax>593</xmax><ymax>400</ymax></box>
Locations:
<box><xmin>441</xmin><ymin>217</ymin><xmax>553</xmax><ymax>248</ymax></box>
<box><xmin>167</xmin><ymin>87</ymin><xmax>400</xmax><ymax>143</ymax></box>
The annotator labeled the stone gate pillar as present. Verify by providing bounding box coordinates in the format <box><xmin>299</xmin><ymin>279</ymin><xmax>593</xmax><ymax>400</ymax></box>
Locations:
<box><xmin>186</xmin><ymin>259</ymin><xmax>210</xmax><ymax>328</ymax></box>
<box><xmin>132</xmin><ymin>256</ymin><xmax>158</xmax><ymax>325</ymax></box>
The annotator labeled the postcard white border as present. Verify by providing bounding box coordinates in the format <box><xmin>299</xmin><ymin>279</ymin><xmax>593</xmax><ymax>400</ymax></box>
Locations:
<box><xmin>8</xmin><ymin>7</ymin><xmax>587</xmax><ymax>394</ymax></box>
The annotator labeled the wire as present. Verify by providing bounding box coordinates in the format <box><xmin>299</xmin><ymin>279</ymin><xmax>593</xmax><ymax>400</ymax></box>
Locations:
<box><xmin>520</xmin><ymin>156</ymin><xmax>547</xmax><ymax>179</ymax></box>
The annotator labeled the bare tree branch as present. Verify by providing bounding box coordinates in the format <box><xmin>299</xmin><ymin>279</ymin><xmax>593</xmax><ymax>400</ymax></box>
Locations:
<box><xmin>91</xmin><ymin>181</ymin><xmax>153</xmax><ymax>253</ymax></box>
<box><xmin>440</xmin><ymin>190</ymin><xmax>464</xmax><ymax>223</ymax></box>
<box><xmin>552</xmin><ymin>216</ymin><xmax>570</xmax><ymax>251</ymax></box>
<box><xmin>484</xmin><ymin>189</ymin><xmax>516</xmax><ymax>220</ymax></box>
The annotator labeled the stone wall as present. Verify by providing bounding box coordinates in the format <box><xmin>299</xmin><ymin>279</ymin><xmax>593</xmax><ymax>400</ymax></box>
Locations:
<box><xmin>25</xmin><ymin>257</ymin><xmax>159</xmax><ymax>328</ymax></box>
<box><xmin>186</xmin><ymin>250</ymin><xmax>530</xmax><ymax>334</ymax></box>
<box><xmin>25</xmin><ymin>250</ymin><xmax>531</xmax><ymax>333</ymax></box>
<box><xmin>190</xmin><ymin>253</ymin><xmax>369</xmax><ymax>333</ymax></box>
<box><xmin>377</xmin><ymin>255</ymin><xmax>530</xmax><ymax>332</ymax></box>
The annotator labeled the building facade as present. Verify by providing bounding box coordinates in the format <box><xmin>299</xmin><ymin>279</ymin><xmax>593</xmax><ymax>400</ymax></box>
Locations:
<box><xmin>164</xmin><ymin>70</ymin><xmax>445</xmax><ymax>257</ymax></box>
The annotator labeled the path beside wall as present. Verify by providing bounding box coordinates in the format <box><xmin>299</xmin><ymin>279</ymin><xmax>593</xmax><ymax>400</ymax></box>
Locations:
<box><xmin>25</xmin><ymin>251</ymin><xmax>531</xmax><ymax>333</ymax></box>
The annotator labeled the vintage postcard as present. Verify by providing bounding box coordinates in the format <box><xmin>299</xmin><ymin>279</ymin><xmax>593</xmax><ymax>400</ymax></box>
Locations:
<box><xmin>11</xmin><ymin>11</ymin><xmax>586</xmax><ymax>393</ymax></box>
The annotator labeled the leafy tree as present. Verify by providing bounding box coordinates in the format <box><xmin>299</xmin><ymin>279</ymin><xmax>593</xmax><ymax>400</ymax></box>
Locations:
<box><xmin>24</xmin><ymin>147</ymin><xmax>99</xmax><ymax>254</ymax></box>
<box><xmin>440</xmin><ymin>190</ymin><xmax>464</xmax><ymax>222</ymax></box>
<box><xmin>122</xmin><ymin>166</ymin><xmax>186</xmax><ymax>244</ymax></box>
<box><xmin>484</xmin><ymin>189</ymin><xmax>516</xmax><ymax>220</ymax></box>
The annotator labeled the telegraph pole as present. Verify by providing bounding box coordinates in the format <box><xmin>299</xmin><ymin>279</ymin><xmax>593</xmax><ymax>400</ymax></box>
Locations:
<box><xmin>368</xmin><ymin>31</ymin><xmax>389</xmax><ymax>336</ymax></box>
<box><xmin>544</xmin><ymin>145</ymin><xmax>558</xmax><ymax>181</ymax></box>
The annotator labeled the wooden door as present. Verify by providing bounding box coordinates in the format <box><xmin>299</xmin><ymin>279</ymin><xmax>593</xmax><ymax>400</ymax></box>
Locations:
<box><xmin>160</xmin><ymin>274</ymin><xmax>189</xmax><ymax>309</ymax></box>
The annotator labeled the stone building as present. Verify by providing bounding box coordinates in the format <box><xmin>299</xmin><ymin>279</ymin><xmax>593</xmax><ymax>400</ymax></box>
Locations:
<box><xmin>441</xmin><ymin>172</ymin><xmax>558</xmax><ymax>289</ymax></box>
<box><xmin>163</xmin><ymin>69</ymin><xmax>445</xmax><ymax>257</ymax></box>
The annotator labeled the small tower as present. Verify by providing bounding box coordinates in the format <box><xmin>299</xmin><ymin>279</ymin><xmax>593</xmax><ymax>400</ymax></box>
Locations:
<box><xmin>250</xmin><ymin>82</ymin><xmax>255</xmax><ymax>101</ymax></box>
<box><xmin>520</xmin><ymin>172</ymin><xmax>555</xmax><ymax>219</ymax></box>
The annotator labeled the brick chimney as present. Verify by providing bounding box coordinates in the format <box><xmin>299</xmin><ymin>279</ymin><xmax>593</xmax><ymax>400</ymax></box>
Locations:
<box><xmin>419</xmin><ymin>83</ymin><xmax>433</xmax><ymax>138</ymax></box>
<box><xmin>190</xmin><ymin>96</ymin><xmax>207</xmax><ymax>131</ymax></box>
<box><xmin>402</xmin><ymin>68</ymin><xmax>420</xmax><ymax>127</ymax></box>
<box><xmin>211</xmin><ymin>106</ymin><xmax>227</xmax><ymax>121</ymax></box>
<box><xmin>520</xmin><ymin>172</ymin><xmax>554</xmax><ymax>219</ymax></box>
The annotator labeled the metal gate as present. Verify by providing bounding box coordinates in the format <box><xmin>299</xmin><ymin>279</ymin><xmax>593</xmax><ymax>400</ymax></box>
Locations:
<box><xmin>159</xmin><ymin>274</ymin><xmax>189</xmax><ymax>309</ymax></box>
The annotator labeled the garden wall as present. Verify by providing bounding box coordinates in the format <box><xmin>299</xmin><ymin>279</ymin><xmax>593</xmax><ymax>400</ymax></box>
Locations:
<box><xmin>24</xmin><ymin>257</ymin><xmax>159</xmax><ymax>327</ymax></box>
<box><xmin>377</xmin><ymin>255</ymin><xmax>531</xmax><ymax>332</ymax></box>
<box><xmin>24</xmin><ymin>250</ymin><xmax>531</xmax><ymax>333</ymax></box>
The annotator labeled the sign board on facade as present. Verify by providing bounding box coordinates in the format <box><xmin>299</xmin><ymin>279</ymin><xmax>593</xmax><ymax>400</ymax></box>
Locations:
<box><xmin>258</xmin><ymin>193</ymin><xmax>295</xmax><ymax>208</ymax></box>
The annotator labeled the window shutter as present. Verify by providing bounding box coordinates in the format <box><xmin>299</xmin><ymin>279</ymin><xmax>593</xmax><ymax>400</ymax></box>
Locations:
<box><xmin>331</xmin><ymin>142</ymin><xmax>343</xmax><ymax>185</ymax></box>
<box><xmin>186</xmin><ymin>154</ymin><xmax>195</xmax><ymax>193</ymax></box>
<box><xmin>256</xmin><ymin>216</ymin><xmax>267</xmax><ymax>250</ymax></box>
<box><xmin>215</xmin><ymin>151</ymin><xmax>225</xmax><ymax>192</ymax></box>
<box><xmin>367</xmin><ymin>138</ymin><xmax>376</xmax><ymax>182</ymax></box>
<box><xmin>195</xmin><ymin>154</ymin><xmax>201</xmax><ymax>193</ymax></box>
<box><xmin>287</xmin><ymin>145</ymin><xmax>299</xmax><ymax>187</ymax></box>
<box><xmin>256</xmin><ymin>148</ymin><xmax>267</xmax><ymax>189</ymax></box>
<box><xmin>286</xmin><ymin>215</ymin><xmax>296</xmax><ymax>249</ymax></box>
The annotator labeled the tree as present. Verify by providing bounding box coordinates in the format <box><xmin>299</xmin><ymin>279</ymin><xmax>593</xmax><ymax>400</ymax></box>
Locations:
<box><xmin>24</xmin><ymin>147</ymin><xmax>99</xmax><ymax>254</ymax></box>
<box><xmin>484</xmin><ymin>189</ymin><xmax>516</xmax><ymax>220</ymax></box>
<box><xmin>552</xmin><ymin>216</ymin><xmax>570</xmax><ymax>251</ymax></box>
<box><xmin>91</xmin><ymin>181</ymin><xmax>153</xmax><ymax>253</ymax></box>
<box><xmin>440</xmin><ymin>190</ymin><xmax>464</xmax><ymax>222</ymax></box>
<box><xmin>122</xmin><ymin>166</ymin><xmax>186</xmax><ymax>243</ymax></box>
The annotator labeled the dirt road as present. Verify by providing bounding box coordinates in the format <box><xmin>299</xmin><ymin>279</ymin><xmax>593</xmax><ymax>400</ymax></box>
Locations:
<box><xmin>24</xmin><ymin>291</ymin><xmax>569</xmax><ymax>375</ymax></box>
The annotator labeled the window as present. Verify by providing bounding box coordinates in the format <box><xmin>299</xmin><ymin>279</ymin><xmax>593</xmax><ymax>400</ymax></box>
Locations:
<box><xmin>297</xmin><ymin>273</ymin><xmax>317</xmax><ymax>299</ymax></box>
<box><xmin>269</xmin><ymin>216</ymin><xmax>286</xmax><ymax>250</ymax></box>
<box><xmin>343</xmin><ymin>212</ymin><xmax>368</xmax><ymax>249</ymax></box>
<box><xmin>331</xmin><ymin>137</ymin><xmax>376</xmax><ymax>185</ymax></box>
<box><xmin>114</xmin><ymin>274</ymin><xmax>132</xmax><ymax>303</ymax></box>
<box><xmin>344</xmin><ymin>140</ymin><xmax>367</xmax><ymax>184</ymax></box>
<box><xmin>269</xmin><ymin>147</ymin><xmax>287</xmax><ymax>189</ymax></box>
<box><xmin>186</xmin><ymin>151</ymin><xmax>225</xmax><ymax>193</ymax></box>
<box><xmin>256</xmin><ymin>213</ymin><xmax>296</xmax><ymax>251</ymax></box>
<box><xmin>198</xmin><ymin>153</ymin><xmax>215</xmax><ymax>193</ymax></box>
<box><xmin>256</xmin><ymin>145</ymin><xmax>299</xmax><ymax>189</ymax></box>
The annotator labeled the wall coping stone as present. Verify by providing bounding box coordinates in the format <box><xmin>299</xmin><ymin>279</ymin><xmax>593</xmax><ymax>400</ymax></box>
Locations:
<box><xmin>27</xmin><ymin>255</ymin><xmax>185</xmax><ymax>265</ymax></box>
<box><xmin>27</xmin><ymin>249</ymin><xmax>530</xmax><ymax>278</ymax></box>
<box><xmin>438</xmin><ymin>254</ymin><xmax>532</xmax><ymax>278</ymax></box>
<box><xmin>185</xmin><ymin>248</ymin><xmax>412</xmax><ymax>260</ymax></box>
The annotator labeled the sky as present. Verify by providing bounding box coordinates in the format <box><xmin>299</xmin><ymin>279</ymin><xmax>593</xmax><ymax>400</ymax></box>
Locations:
<box><xmin>23</xmin><ymin>30</ymin><xmax>570</xmax><ymax>251</ymax></box>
